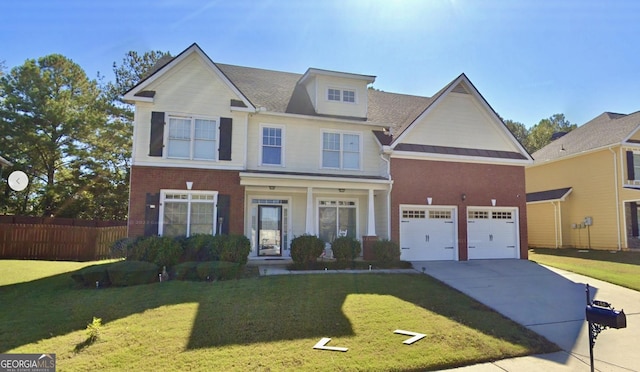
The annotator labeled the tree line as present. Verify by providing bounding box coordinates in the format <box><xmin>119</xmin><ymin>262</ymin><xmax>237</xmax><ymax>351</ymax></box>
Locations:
<box><xmin>0</xmin><ymin>51</ymin><xmax>169</xmax><ymax>220</ymax></box>
<box><xmin>0</xmin><ymin>53</ymin><xmax>576</xmax><ymax>220</ymax></box>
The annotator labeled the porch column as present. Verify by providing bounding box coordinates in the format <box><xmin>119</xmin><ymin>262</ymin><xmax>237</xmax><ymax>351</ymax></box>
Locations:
<box><xmin>305</xmin><ymin>187</ymin><xmax>314</xmax><ymax>234</ymax></box>
<box><xmin>367</xmin><ymin>188</ymin><xmax>376</xmax><ymax>236</ymax></box>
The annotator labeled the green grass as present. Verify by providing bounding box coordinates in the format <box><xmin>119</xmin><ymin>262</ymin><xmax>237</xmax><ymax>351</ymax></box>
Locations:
<box><xmin>529</xmin><ymin>248</ymin><xmax>640</xmax><ymax>291</ymax></box>
<box><xmin>0</xmin><ymin>260</ymin><xmax>557</xmax><ymax>371</ymax></box>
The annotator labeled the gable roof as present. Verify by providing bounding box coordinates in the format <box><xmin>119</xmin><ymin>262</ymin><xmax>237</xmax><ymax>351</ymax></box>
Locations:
<box><xmin>125</xmin><ymin>43</ymin><xmax>529</xmax><ymax>162</ymax></box>
<box><xmin>533</xmin><ymin>111</ymin><xmax>640</xmax><ymax>162</ymax></box>
<box><xmin>124</xmin><ymin>43</ymin><xmax>255</xmax><ymax>110</ymax></box>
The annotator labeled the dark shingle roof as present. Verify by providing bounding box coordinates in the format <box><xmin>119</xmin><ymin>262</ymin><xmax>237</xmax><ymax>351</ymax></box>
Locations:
<box><xmin>216</xmin><ymin>63</ymin><xmax>432</xmax><ymax>128</ymax></box>
<box><xmin>533</xmin><ymin>111</ymin><xmax>640</xmax><ymax>162</ymax></box>
<box><xmin>526</xmin><ymin>187</ymin><xmax>572</xmax><ymax>203</ymax></box>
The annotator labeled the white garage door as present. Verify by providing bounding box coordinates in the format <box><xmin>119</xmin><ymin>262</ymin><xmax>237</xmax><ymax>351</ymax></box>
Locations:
<box><xmin>400</xmin><ymin>206</ymin><xmax>457</xmax><ymax>261</ymax></box>
<box><xmin>467</xmin><ymin>208</ymin><xmax>519</xmax><ymax>259</ymax></box>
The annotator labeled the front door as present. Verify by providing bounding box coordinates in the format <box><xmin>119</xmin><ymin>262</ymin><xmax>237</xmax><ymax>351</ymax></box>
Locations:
<box><xmin>258</xmin><ymin>205</ymin><xmax>282</xmax><ymax>256</ymax></box>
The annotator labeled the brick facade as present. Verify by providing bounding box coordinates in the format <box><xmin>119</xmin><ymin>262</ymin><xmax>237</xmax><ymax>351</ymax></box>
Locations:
<box><xmin>390</xmin><ymin>158</ymin><xmax>528</xmax><ymax>260</ymax></box>
<box><xmin>128</xmin><ymin>165</ymin><xmax>245</xmax><ymax>238</ymax></box>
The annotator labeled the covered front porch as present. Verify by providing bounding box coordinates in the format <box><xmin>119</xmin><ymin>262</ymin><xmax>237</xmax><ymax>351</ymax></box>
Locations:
<box><xmin>240</xmin><ymin>171</ymin><xmax>391</xmax><ymax>259</ymax></box>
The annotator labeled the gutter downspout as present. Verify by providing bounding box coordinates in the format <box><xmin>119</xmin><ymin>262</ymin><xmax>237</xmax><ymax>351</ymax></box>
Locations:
<box><xmin>553</xmin><ymin>201</ymin><xmax>558</xmax><ymax>248</ymax></box>
<box><xmin>557</xmin><ymin>201</ymin><xmax>563</xmax><ymax>248</ymax></box>
<box><xmin>609</xmin><ymin>147</ymin><xmax>622</xmax><ymax>251</ymax></box>
<box><xmin>380</xmin><ymin>148</ymin><xmax>393</xmax><ymax>239</ymax></box>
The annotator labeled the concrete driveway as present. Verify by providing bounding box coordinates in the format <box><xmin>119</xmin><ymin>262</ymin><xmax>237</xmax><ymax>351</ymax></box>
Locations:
<box><xmin>413</xmin><ymin>259</ymin><xmax>640</xmax><ymax>371</ymax></box>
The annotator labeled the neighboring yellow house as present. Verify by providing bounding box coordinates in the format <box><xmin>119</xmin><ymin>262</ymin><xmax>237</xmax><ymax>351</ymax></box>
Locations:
<box><xmin>526</xmin><ymin>111</ymin><xmax>640</xmax><ymax>250</ymax></box>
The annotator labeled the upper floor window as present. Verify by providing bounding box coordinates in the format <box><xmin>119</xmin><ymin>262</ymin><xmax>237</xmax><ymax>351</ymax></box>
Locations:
<box><xmin>167</xmin><ymin>116</ymin><xmax>217</xmax><ymax>160</ymax></box>
<box><xmin>327</xmin><ymin>88</ymin><xmax>356</xmax><ymax>103</ymax></box>
<box><xmin>328</xmin><ymin>88</ymin><xmax>341</xmax><ymax>101</ymax></box>
<box><xmin>322</xmin><ymin>131</ymin><xmax>361</xmax><ymax>170</ymax></box>
<box><xmin>261</xmin><ymin>126</ymin><xmax>283</xmax><ymax>166</ymax></box>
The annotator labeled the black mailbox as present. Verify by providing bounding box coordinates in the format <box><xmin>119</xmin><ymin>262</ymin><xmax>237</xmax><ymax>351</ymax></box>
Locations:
<box><xmin>586</xmin><ymin>305</ymin><xmax>627</xmax><ymax>329</ymax></box>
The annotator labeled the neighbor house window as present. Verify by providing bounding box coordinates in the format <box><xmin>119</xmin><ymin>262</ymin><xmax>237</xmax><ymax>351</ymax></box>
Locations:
<box><xmin>160</xmin><ymin>191</ymin><xmax>217</xmax><ymax>237</ymax></box>
<box><xmin>634</xmin><ymin>154</ymin><xmax>640</xmax><ymax>180</ymax></box>
<box><xmin>261</xmin><ymin>126</ymin><xmax>283</xmax><ymax>166</ymax></box>
<box><xmin>318</xmin><ymin>200</ymin><xmax>357</xmax><ymax>243</ymax></box>
<box><xmin>322</xmin><ymin>131</ymin><xmax>361</xmax><ymax>170</ymax></box>
<box><xmin>167</xmin><ymin>116</ymin><xmax>217</xmax><ymax>160</ymax></box>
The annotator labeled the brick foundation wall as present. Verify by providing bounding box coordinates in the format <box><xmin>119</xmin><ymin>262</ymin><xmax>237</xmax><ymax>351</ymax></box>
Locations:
<box><xmin>390</xmin><ymin>158</ymin><xmax>528</xmax><ymax>260</ymax></box>
<box><xmin>128</xmin><ymin>165</ymin><xmax>245</xmax><ymax>237</ymax></box>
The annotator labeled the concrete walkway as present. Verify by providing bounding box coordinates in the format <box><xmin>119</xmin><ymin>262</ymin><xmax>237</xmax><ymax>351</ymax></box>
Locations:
<box><xmin>414</xmin><ymin>260</ymin><xmax>640</xmax><ymax>371</ymax></box>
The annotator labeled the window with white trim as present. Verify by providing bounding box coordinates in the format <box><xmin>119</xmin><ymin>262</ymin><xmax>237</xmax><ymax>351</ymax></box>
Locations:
<box><xmin>318</xmin><ymin>200</ymin><xmax>357</xmax><ymax>243</ymax></box>
<box><xmin>261</xmin><ymin>126</ymin><xmax>283</xmax><ymax>166</ymax></box>
<box><xmin>342</xmin><ymin>90</ymin><xmax>355</xmax><ymax>103</ymax></box>
<box><xmin>322</xmin><ymin>131</ymin><xmax>361</xmax><ymax>170</ymax></box>
<box><xmin>327</xmin><ymin>88</ymin><xmax>356</xmax><ymax>103</ymax></box>
<box><xmin>167</xmin><ymin>116</ymin><xmax>217</xmax><ymax>160</ymax></box>
<box><xmin>328</xmin><ymin>88</ymin><xmax>341</xmax><ymax>101</ymax></box>
<box><xmin>634</xmin><ymin>153</ymin><xmax>640</xmax><ymax>180</ymax></box>
<box><xmin>160</xmin><ymin>191</ymin><xmax>217</xmax><ymax>237</ymax></box>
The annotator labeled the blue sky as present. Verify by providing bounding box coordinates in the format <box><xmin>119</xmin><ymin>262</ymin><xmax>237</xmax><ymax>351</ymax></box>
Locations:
<box><xmin>1</xmin><ymin>0</ymin><xmax>639</xmax><ymax>128</ymax></box>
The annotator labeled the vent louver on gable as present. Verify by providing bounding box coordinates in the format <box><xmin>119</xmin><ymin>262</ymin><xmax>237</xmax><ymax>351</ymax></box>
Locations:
<box><xmin>452</xmin><ymin>82</ymin><xmax>470</xmax><ymax>94</ymax></box>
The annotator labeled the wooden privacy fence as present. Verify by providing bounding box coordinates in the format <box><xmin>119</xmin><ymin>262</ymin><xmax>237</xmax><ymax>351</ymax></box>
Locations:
<box><xmin>0</xmin><ymin>216</ymin><xmax>128</xmax><ymax>261</ymax></box>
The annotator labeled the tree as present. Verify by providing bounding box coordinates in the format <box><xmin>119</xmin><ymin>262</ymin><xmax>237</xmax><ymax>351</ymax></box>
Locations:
<box><xmin>503</xmin><ymin>119</ymin><xmax>529</xmax><ymax>151</ymax></box>
<box><xmin>0</xmin><ymin>55</ymin><xmax>107</xmax><ymax>217</ymax></box>
<box><xmin>527</xmin><ymin>114</ymin><xmax>577</xmax><ymax>153</ymax></box>
<box><xmin>0</xmin><ymin>51</ymin><xmax>170</xmax><ymax>220</ymax></box>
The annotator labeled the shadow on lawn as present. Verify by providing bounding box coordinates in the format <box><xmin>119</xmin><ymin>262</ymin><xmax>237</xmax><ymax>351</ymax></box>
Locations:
<box><xmin>0</xmin><ymin>269</ymin><xmax>555</xmax><ymax>357</ymax></box>
<box><xmin>530</xmin><ymin>247</ymin><xmax>640</xmax><ymax>266</ymax></box>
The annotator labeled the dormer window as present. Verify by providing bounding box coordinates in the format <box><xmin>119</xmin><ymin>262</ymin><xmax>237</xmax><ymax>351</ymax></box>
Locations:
<box><xmin>327</xmin><ymin>88</ymin><xmax>356</xmax><ymax>103</ymax></box>
<box><xmin>328</xmin><ymin>88</ymin><xmax>341</xmax><ymax>101</ymax></box>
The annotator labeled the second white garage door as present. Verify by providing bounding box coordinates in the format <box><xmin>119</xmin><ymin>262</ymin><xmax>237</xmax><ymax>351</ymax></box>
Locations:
<box><xmin>399</xmin><ymin>206</ymin><xmax>457</xmax><ymax>261</ymax></box>
<box><xmin>467</xmin><ymin>207</ymin><xmax>519</xmax><ymax>259</ymax></box>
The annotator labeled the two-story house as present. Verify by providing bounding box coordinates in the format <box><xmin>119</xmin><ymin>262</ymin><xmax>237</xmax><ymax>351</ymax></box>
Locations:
<box><xmin>125</xmin><ymin>43</ymin><xmax>532</xmax><ymax>261</ymax></box>
<box><xmin>526</xmin><ymin>111</ymin><xmax>640</xmax><ymax>250</ymax></box>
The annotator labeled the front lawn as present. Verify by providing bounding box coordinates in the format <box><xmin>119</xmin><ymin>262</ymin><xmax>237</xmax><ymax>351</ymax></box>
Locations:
<box><xmin>0</xmin><ymin>260</ymin><xmax>557</xmax><ymax>371</ymax></box>
<box><xmin>529</xmin><ymin>248</ymin><xmax>640</xmax><ymax>291</ymax></box>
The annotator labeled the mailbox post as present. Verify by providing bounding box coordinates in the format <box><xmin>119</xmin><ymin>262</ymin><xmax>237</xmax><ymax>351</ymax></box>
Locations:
<box><xmin>585</xmin><ymin>284</ymin><xmax>626</xmax><ymax>372</ymax></box>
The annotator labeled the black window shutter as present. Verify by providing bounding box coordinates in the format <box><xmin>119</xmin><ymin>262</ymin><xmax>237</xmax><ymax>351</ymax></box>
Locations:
<box><xmin>627</xmin><ymin>151</ymin><xmax>635</xmax><ymax>180</ymax></box>
<box><xmin>217</xmin><ymin>194</ymin><xmax>230</xmax><ymax>235</ymax></box>
<box><xmin>219</xmin><ymin>117</ymin><xmax>233</xmax><ymax>161</ymax></box>
<box><xmin>149</xmin><ymin>112</ymin><xmax>165</xmax><ymax>157</ymax></box>
<box><xmin>632</xmin><ymin>202</ymin><xmax>639</xmax><ymax>237</ymax></box>
<box><xmin>144</xmin><ymin>193</ymin><xmax>160</xmax><ymax>236</ymax></box>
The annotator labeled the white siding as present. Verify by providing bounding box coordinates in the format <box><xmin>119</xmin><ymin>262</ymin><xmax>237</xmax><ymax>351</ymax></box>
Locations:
<box><xmin>246</xmin><ymin>114</ymin><xmax>385</xmax><ymax>178</ymax></box>
<box><xmin>406</xmin><ymin>93</ymin><xmax>518</xmax><ymax>152</ymax></box>
<box><xmin>132</xmin><ymin>53</ymin><xmax>247</xmax><ymax>169</ymax></box>
<box><xmin>307</xmin><ymin>75</ymin><xmax>369</xmax><ymax>118</ymax></box>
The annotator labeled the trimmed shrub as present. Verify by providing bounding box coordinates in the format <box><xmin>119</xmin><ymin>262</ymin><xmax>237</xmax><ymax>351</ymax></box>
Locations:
<box><xmin>196</xmin><ymin>261</ymin><xmax>242</xmax><ymax>281</ymax></box>
<box><xmin>183</xmin><ymin>234</ymin><xmax>224</xmax><ymax>262</ymax></box>
<box><xmin>107</xmin><ymin>260</ymin><xmax>159</xmax><ymax>286</ymax></box>
<box><xmin>372</xmin><ymin>239</ymin><xmax>401</xmax><ymax>263</ymax></box>
<box><xmin>290</xmin><ymin>234</ymin><xmax>325</xmax><ymax>264</ymax></box>
<box><xmin>219</xmin><ymin>234</ymin><xmax>251</xmax><ymax>265</ymax></box>
<box><xmin>331</xmin><ymin>237</ymin><xmax>362</xmax><ymax>262</ymax></box>
<box><xmin>110</xmin><ymin>237</ymin><xmax>138</xmax><ymax>259</ymax></box>
<box><xmin>128</xmin><ymin>236</ymin><xmax>184</xmax><ymax>268</ymax></box>
<box><xmin>71</xmin><ymin>264</ymin><xmax>112</xmax><ymax>287</ymax></box>
<box><xmin>172</xmin><ymin>261</ymin><xmax>200</xmax><ymax>281</ymax></box>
